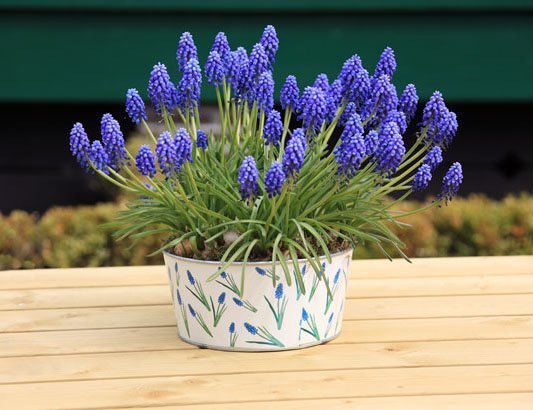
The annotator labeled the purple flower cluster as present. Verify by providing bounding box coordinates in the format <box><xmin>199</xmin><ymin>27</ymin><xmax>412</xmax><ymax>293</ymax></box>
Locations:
<box><xmin>177</xmin><ymin>32</ymin><xmax>198</xmax><ymax>72</ymax></box>
<box><xmin>384</xmin><ymin>110</ymin><xmax>407</xmax><ymax>134</ymax></box>
<box><xmin>155</xmin><ymin>130</ymin><xmax>192</xmax><ymax>176</ymax></box>
<box><xmin>249</xmin><ymin>43</ymin><xmax>269</xmax><ymax>79</ymax></box>
<box><xmin>282</xmin><ymin>129</ymin><xmax>307</xmax><ymax>176</ymax></box>
<box><xmin>422</xmin><ymin>91</ymin><xmax>446</xmax><ymax>128</ymax></box>
<box><xmin>260</xmin><ymin>25</ymin><xmax>279</xmax><ymax>66</ymax></box>
<box><xmin>338</xmin><ymin>55</ymin><xmax>363</xmax><ymax>98</ymax></box>
<box><xmin>147</xmin><ymin>63</ymin><xmax>173</xmax><ymax>114</ymax></box>
<box><xmin>101</xmin><ymin>114</ymin><xmax>127</xmax><ymax>171</ymax></box>
<box><xmin>89</xmin><ymin>141</ymin><xmax>109</xmax><ymax>174</ymax></box>
<box><xmin>265</xmin><ymin>162</ymin><xmax>285</xmax><ymax>197</ymax></box>
<box><xmin>254</xmin><ymin>71</ymin><xmax>274</xmax><ymax>113</ymax></box>
<box><xmin>375</xmin><ymin>126</ymin><xmax>405</xmax><ymax>176</ymax></box>
<box><xmin>340</xmin><ymin>113</ymin><xmax>364</xmax><ymax>142</ymax></box>
<box><xmin>313</xmin><ymin>74</ymin><xmax>329</xmax><ymax>92</ymax></box>
<box><xmin>125</xmin><ymin>88</ymin><xmax>147</xmax><ymax>124</ymax></box>
<box><xmin>299</xmin><ymin>86</ymin><xmax>327</xmax><ymax>132</ymax></box>
<box><xmin>412</xmin><ymin>164</ymin><xmax>432</xmax><ymax>191</ymax></box>
<box><xmin>440</xmin><ymin>162</ymin><xmax>463</xmax><ymax>203</ymax></box>
<box><xmin>238</xmin><ymin>156</ymin><xmax>259</xmax><ymax>201</ymax></box>
<box><xmin>374</xmin><ymin>47</ymin><xmax>396</xmax><ymax>79</ymax></box>
<box><xmin>335</xmin><ymin>113</ymin><xmax>366</xmax><ymax>176</ymax></box>
<box><xmin>340</xmin><ymin>102</ymin><xmax>357</xmax><ymax>126</ymax></box>
<box><xmin>155</xmin><ymin>131</ymin><xmax>177</xmax><ymax>176</ymax></box>
<box><xmin>365</xmin><ymin>74</ymin><xmax>398</xmax><ymax>123</ymax></box>
<box><xmin>422</xmin><ymin>91</ymin><xmax>458</xmax><ymax>148</ymax></box>
<box><xmin>335</xmin><ymin>133</ymin><xmax>366</xmax><ymax>177</ymax></box>
<box><xmin>351</xmin><ymin>68</ymin><xmax>371</xmax><ymax>107</ymax></box>
<box><xmin>264</xmin><ymin>109</ymin><xmax>283</xmax><ymax>146</ymax></box>
<box><xmin>174</xmin><ymin>128</ymin><xmax>193</xmax><ymax>166</ymax></box>
<box><xmin>196</xmin><ymin>130</ymin><xmax>208</xmax><ymax>149</ymax></box>
<box><xmin>280</xmin><ymin>75</ymin><xmax>299</xmax><ymax>111</ymax></box>
<box><xmin>177</xmin><ymin>58</ymin><xmax>202</xmax><ymax>110</ymax></box>
<box><xmin>211</xmin><ymin>32</ymin><xmax>230</xmax><ymax>62</ymax></box>
<box><xmin>232</xmin><ymin>47</ymin><xmax>250</xmax><ymax>98</ymax></box>
<box><xmin>205</xmin><ymin>51</ymin><xmax>224</xmax><ymax>86</ymax></box>
<box><xmin>399</xmin><ymin>84</ymin><xmax>418</xmax><ymax>123</ymax></box>
<box><xmin>423</xmin><ymin>146</ymin><xmax>443</xmax><ymax>171</ymax></box>
<box><xmin>364</xmin><ymin>130</ymin><xmax>379</xmax><ymax>157</ymax></box>
<box><xmin>135</xmin><ymin>145</ymin><xmax>156</xmax><ymax>178</ymax></box>
<box><xmin>69</xmin><ymin>122</ymin><xmax>90</xmax><ymax>169</ymax></box>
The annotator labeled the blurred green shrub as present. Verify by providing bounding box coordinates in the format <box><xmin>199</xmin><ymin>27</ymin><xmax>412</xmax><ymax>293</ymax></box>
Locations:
<box><xmin>1</xmin><ymin>194</ymin><xmax>531</xmax><ymax>270</ymax></box>
<box><xmin>355</xmin><ymin>193</ymin><xmax>533</xmax><ymax>259</ymax></box>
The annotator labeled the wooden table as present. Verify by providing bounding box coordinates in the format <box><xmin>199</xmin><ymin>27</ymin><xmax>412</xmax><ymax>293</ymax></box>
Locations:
<box><xmin>1</xmin><ymin>256</ymin><xmax>533</xmax><ymax>409</ymax></box>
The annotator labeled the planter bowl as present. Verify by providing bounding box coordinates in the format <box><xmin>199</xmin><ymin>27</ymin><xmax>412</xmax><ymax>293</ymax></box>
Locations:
<box><xmin>163</xmin><ymin>249</ymin><xmax>352</xmax><ymax>351</ymax></box>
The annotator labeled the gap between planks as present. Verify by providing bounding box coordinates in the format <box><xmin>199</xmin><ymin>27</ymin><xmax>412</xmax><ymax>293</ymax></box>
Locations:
<box><xmin>1</xmin><ymin>338</ymin><xmax>533</xmax><ymax>385</ymax></box>
<box><xmin>77</xmin><ymin>393</ymin><xmax>533</xmax><ymax>410</ymax></box>
<box><xmin>3</xmin><ymin>293</ymin><xmax>533</xmax><ymax>332</ymax></box>
<box><xmin>1</xmin><ymin>255</ymin><xmax>531</xmax><ymax>290</ymax></box>
<box><xmin>4</xmin><ymin>273</ymin><xmax>533</xmax><ymax>311</ymax></box>
<box><xmin>1</xmin><ymin>315</ymin><xmax>532</xmax><ymax>357</ymax></box>
<box><xmin>1</xmin><ymin>364</ymin><xmax>533</xmax><ymax>410</ymax></box>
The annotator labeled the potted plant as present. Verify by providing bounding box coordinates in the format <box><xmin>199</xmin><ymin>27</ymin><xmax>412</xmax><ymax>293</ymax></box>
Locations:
<box><xmin>68</xmin><ymin>25</ymin><xmax>462</xmax><ymax>351</ymax></box>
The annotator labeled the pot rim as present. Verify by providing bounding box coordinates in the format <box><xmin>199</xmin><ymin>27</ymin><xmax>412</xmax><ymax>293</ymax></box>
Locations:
<box><xmin>163</xmin><ymin>247</ymin><xmax>353</xmax><ymax>266</ymax></box>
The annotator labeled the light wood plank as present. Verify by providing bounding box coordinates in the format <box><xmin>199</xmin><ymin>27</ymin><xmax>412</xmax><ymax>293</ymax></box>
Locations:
<box><xmin>0</xmin><ymin>305</ymin><xmax>174</xmax><ymax>332</ymax></box>
<box><xmin>2</xmin><ymin>256</ymin><xmax>531</xmax><ymax>290</ymax></box>
<box><xmin>1</xmin><ymin>364</ymin><xmax>532</xmax><ymax>410</ymax></box>
<box><xmin>101</xmin><ymin>393</ymin><xmax>533</xmax><ymax>410</ymax></box>
<box><xmin>3</xmin><ymin>294</ymin><xmax>533</xmax><ymax>333</ymax></box>
<box><xmin>348</xmin><ymin>274</ymin><xmax>533</xmax><ymax>298</ymax></box>
<box><xmin>4</xmin><ymin>274</ymin><xmax>533</xmax><ymax>311</ymax></box>
<box><xmin>0</xmin><ymin>265</ymin><xmax>167</xmax><ymax>290</ymax></box>
<box><xmin>2</xmin><ymin>339</ymin><xmax>532</xmax><ymax>384</ymax></box>
<box><xmin>1</xmin><ymin>316</ymin><xmax>532</xmax><ymax>357</ymax></box>
<box><xmin>0</xmin><ymin>285</ymin><xmax>171</xmax><ymax>310</ymax></box>
<box><xmin>343</xmin><ymin>294</ymin><xmax>533</xmax><ymax>320</ymax></box>
<box><xmin>349</xmin><ymin>255</ymin><xmax>533</xmax><ymax>278</ymax></box>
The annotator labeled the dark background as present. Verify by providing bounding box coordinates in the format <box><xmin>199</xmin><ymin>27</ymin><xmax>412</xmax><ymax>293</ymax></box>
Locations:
<box><xmin>1</xmin><ymin>1</ymin><xmax>532</xmax><ymax>213</ymax></box>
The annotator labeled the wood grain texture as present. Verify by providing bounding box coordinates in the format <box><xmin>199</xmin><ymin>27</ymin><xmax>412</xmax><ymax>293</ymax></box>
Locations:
<box><xmin>3</xmin><ymin>274</ymin><xmax>533</xmax><ymax>311</ymax></box>
<box><xmin>2</xmin><ymin>255</ymin><xmax>531</xmax><ymax>290</ymax></box>
<box><xmin>2</xmin><ymin>315</ymin><xmax>533</xmax><ymax>358</ymax></box>
<box><xmin>99</xmin><ymin>393</ymin><xmax>533</xmax><ymax>410</ymax></box>
<box><xmin>2</xmin><ymin>338</ymin><xmax>532</xmax><ymax>384</ymax></box>
<box><xmin>3</xmin><ymin>293</ymin><xmax>533</xmax><ymax>332</ymax></box>
<box><xmin>1</xmin><ymin>364</ymin><xmax>533</xmax><ymax>410</ymax></box>
<box><xmin>1</xmin><ymin>256</ymin><xmax>532</xmax><ymax>409</ymax></box>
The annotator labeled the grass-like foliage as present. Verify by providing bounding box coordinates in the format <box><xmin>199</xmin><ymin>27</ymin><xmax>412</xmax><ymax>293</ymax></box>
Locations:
<box><xmin>68</xmin><ymin>25</ymin><xmax>463</xmax><ymax>292</ymax></box>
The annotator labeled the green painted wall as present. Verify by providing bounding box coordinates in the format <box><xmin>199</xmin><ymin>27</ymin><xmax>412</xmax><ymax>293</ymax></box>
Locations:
<box><xmin>1</xmin><ymin>1</ymin><xmax>532</xmax><ymax>102</ymax></box>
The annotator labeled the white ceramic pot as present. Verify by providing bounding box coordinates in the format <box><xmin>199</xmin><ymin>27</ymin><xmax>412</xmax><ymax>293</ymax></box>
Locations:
<box><xmin>163</xmin><ymin>248</ymin><xmax>352</xmax><ymax>351</ymax></box>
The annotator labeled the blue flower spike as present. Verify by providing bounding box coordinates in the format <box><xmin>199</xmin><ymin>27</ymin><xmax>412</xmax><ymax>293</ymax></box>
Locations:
<box><xmin>185</xmin><ymin>270</ymin><xmax>211</xmax><ymax>312</ymax></box>
<box><xmin>265</xmin><ymin>283</ymin><xmax>288</xmax><ymax>330</ymax></box>
<box><xmin>244</xmin><ymin>322</ymin><xmax>285</xmax><ymax>348</ymax></box>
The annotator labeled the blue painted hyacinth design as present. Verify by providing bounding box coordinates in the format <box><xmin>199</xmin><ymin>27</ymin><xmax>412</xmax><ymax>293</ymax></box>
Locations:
<box><xmin>176</xmin><ymin>289</ymin><xmax>190</xmax><ymax>337</ymax></box>
<box><xmin>188</xmin><ymin>303</ymin><xmax>213</xmax><ymax>337</ymax></box>
<box><xmin>215</xmin><ymin>269</ymin><xmax>241</xmax><ymax>297</ymax></box>
<box><xmin>244</xmin><ymin>322</ymin><xmax>285</xmax><ymax>348</ymax></box>
<box><xmin>324</xmin><ymin>312</ymin><xmax>335</xmax><ymax>338</ymax></box>
<box><xmin>299</xmin><ymin>307</ymin><xmax>321</xmax><ymax>341</ymax></box>
<box><xmin>264</xmin><ymin>283</ymin><xmax>288</xmax><ymax>330</ymax></box>
<box><xmin>324</xmin><ymin>268</ymin><xmax>342</xmax><ymax>314</ymax></box>
<box><xmin>186</xmin><ymin>270</ymin><xmax>211</xmax><ymax>311</ymax></box>
<box><xmin>210</xmin><ymin>292</ymin><xmax>227</xmax><ymax>327</ymax></box>
<box><xmin>229</xmin><ymin>322</ymin><xmax>238</xmax><ymax>347</ymax></box>
<box><xmin>165</xmin><ymin>249</ymin><xmax>350</xmax><ymax>350</ymax></box>
<box><xmin>309</xmin><ymin>262</ymin><xmax>326</xmax><ymax>302</ymax></box>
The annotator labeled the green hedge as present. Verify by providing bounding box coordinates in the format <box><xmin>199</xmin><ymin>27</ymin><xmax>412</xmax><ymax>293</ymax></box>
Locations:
<box><xmin>1</xmin><ymin>194</ymin><xmax>531</xmax><ymax>270</ymax></box>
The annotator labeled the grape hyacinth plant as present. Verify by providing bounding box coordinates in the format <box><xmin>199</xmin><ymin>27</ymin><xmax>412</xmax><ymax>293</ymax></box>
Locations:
<box><xmin>69</xmin><ymin>25</ymin><xmax>463</xmax><ymax>298</ymax></box>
